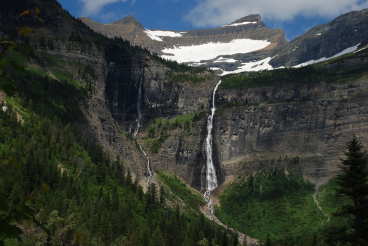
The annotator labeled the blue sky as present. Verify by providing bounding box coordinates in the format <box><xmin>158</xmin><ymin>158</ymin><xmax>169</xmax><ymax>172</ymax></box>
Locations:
<box><xmin>57</xmin><ymin>0</ymin><xmax>368</xmax><ymax>40</ymax></box>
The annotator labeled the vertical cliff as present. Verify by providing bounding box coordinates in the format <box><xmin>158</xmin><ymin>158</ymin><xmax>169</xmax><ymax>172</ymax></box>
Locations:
<box><xmin>215</xmin><ymin>50</ymin><xmax>368</xmax><ymax>187</ymax></box>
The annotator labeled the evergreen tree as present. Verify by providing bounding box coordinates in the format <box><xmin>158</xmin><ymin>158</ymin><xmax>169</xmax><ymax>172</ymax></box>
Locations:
<box><xmin>160</xmin><ymin>186</ymin><xmax>166</xmax><ymax>205</ymax></box>
<box><xmin>264</xmin><ymin>236</ymin><xmax>272</xmax><ymax>246</ymax></box>
<box><xmin>329</xmin><ymin>137</ymin><xmax>368</xmax><ymax>245</ymax></box>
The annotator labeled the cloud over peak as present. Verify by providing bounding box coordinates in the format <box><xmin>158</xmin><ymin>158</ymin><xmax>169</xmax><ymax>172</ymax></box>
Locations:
<box><xmin>186</xmin><ymin>0</ymin><xmax>368</xmax><ymax>27</ymax></box>
<box><xmin>79</xmin><ymin>0</ymin><xmax>128</xmax><ymax>15</ymax></box>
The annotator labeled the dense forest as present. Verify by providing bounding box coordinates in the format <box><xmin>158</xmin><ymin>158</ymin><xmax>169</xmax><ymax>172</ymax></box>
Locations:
<box><xmin>0</xmin><ymin>107</ymin><xmax>238</xmax><ymax>246</ymax></box>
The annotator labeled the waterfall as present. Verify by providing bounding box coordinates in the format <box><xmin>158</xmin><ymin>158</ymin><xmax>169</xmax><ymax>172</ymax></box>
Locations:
<box><xmin>134</xmin><ymin>73</ymin><xmax>143</xmax><ymax>138</ymax></box>
<box><xmin>134</xmin><ymin>73</ymin><xmax>153</xmax><ymax>181</ymax></box>
<box><xmin>204</xmin><ymin>80</ymin><xmax>222</xmax><ymax>213</ymax></box>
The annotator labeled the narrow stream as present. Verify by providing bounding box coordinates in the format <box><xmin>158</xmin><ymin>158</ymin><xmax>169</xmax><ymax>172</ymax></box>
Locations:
<box><xmin>134</xmin><ymin>75</ymin><xmax>153</xmax><ymax>182</ymax></box>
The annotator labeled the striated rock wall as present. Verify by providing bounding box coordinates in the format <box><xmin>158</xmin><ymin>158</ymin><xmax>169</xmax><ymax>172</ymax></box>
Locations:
<box><xmin>215</xmin><ymin>77</ymin><xmax>368</xmax><ymax>187</ymax></box>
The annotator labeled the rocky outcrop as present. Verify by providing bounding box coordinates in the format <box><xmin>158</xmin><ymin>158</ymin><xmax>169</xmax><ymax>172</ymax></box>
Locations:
<box><xmin>270</xmin><ymin>9</ymin><xmax>368</xmax><ymax>67</ymax></box>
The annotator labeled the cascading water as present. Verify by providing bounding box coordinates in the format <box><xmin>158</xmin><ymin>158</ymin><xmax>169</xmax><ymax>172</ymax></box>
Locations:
<box><xmin>134</xmin><ymin>73</ymin><xmax>153</xmax><ymax>182</ymax></box>
<box><xmin>134</xmin><ymin>73</ymin><xmax>143</xmax><ymax>138</ymax></box>
<box><xmin>204</xmin><ymin>80</ymin><xmax>222</xmax><ymax>214</ymax></box>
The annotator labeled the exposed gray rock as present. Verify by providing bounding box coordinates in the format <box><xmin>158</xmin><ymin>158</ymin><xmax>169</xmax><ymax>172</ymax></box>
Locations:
<box><xmin>270</xmin><ymin>9</ymin><xmax>368</xmax><ymax>67</ymax></box>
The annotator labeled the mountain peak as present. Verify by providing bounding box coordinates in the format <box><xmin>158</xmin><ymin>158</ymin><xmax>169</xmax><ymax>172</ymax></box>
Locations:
<box><xmin>231</xmin><ymin>14</ymin><xmax>262</xmax><ymax>24</ymax></box>
<box><xmin>79</xmin><ymin>17</ymin><xmax>96</xmax><ymax>24</ymax></box>
<box><xmin>113</xmin><ymin>16</ymin><xmax>143</xmax><ymax>27</ymax></box>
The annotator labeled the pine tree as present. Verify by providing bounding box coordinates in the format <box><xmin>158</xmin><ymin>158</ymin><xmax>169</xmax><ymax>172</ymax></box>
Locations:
<box><xmin>264</xmin><ymin>236</ymin><xmax>272</xmax><ymax>246</ymax></box>
<box><xmin>160</xmin><ymin>186</ymin><xmax>166</xmax><ymax>205</ymax></box>
<box><xmin>331</xmin><ymin>137</ymin><xmax>368</xmax><ymax>245</ymax></box>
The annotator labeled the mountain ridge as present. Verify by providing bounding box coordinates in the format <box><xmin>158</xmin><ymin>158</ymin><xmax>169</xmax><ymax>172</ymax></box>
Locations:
<box><xmin>80</xmin><ymin>14</ymin><xmax>286</xmax><ymax>74</ymax></box>
<box><xmin>81</xmin><ymin>9</ymin><xmax>368</xmax><ymax>75</ymax></box>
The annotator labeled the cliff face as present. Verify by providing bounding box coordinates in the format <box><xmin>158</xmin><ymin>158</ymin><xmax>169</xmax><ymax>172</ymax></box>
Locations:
<box><xmin>138</xmin><ymin>77</ymin><xmax>368</xmax><ymax>189</ymax></box>
<box><xmin>214</xmin><ymin>54</ymin><xmax>368</xmax><ymax>187</ymax></box>
<box><xmin>126</xmin><ymin>47</ymin><xmax>368</xmax><ymax>191</ymax></box>
<box><xmin>104</xmin><ymin>42</ymin><xmax>368</xmax><ymax>192</ymax></box>
<box><xmin>103</xmin><ymin>53</ymin><xmax>221</xmax><ymax>183</ymax></box>
<box><xmin>55</xmin><ymin>41</ymin><xmax>220</xmax><ymax>181</ymax></box>
<box><xmin>270</xmin><ymin>9</ymin><xmax>368</xmax><ymax>67</ymax></box>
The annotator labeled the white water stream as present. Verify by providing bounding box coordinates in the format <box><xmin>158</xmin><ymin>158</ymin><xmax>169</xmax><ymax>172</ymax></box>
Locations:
<box><xmin>134</xmin><ymin>77</ymin><xmax>153</xmax><ymax>181</ymax></box>
<box><xmin>313</xmin><ymin>190</ymin><xmax>330</xmax><ymax>222</ymax></box>
<box><xmin>204</xmin><ymin>80</ymin><xmax>222</xmax><ymax>214</ymax></box>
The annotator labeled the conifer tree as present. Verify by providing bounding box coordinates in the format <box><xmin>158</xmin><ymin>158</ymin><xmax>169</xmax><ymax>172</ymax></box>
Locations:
<box><xmin>160</xmin><ymin>186</ymin><xmax>166</xmax><ymax>205</ymax></box>
<box><xmin>329</xmin><ymin>137</ymin><xmax>368</xmax><ymax>245</ymax></box>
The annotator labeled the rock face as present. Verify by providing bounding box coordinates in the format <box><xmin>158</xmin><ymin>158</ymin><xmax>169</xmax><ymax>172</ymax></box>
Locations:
<box><xmin>270</xmin><ymin>9</ymin><xmax>368</xmax><ymax>67</ymax></box>
<box><xmin>89</xmin><ymin>47</ymin><xmax>221</xmax><ymax>183</ymax></box>
<box><xmin>128</xmin><ymin>47</ymin><xmax>368</xmax><ymax>191</ymax></box>
<box><xmin>215</xmin><ymin>52</ymin><xmax>368</xmax><ymax>187</ymax></box>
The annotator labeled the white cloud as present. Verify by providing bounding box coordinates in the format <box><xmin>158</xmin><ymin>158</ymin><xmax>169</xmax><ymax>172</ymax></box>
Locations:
<box><xmin>186</xmin><ymin>0</ymin><xmax>368</xmax><ymax>27</ymax></box>
<box><xmin>80</xmin><ymin>0</ymin><xmax>128</xmax><ymax>15</ymax></box>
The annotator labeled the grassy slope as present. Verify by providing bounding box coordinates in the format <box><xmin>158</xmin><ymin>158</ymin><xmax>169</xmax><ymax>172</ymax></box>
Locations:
<box><xmin>143</xmin><ymin>113</ymin><xmax>204</xmax><ymax>153</ymax></box>
<box><xmin>157</xmin><ymin>171</ymin><xmax>205</xmax><ymax>211</ymax></box>
<box><xmin>216</xmin><ymin>170</ymin><xmax>343</xmax><ymax>245</ymax></box>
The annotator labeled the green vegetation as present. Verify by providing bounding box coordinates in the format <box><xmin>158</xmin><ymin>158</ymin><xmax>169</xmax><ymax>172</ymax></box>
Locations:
<box><xmin>316</xmin><ymin>180</ymin><xmax>341</xmax><ymax>217</ymax></box>
<box><xmin>158</xmin><ymin>172</ymin><xmax>205</xmax><ymax>211</ymax></box>
<box><xmin>153</xmin><ymin>54</ymin><xmax>207</xmax><ymax>74</ymax></box>
<box><xmin>168</xmin><ymin>71</ymin><xmax>211</xmax><ymax>84</ymax></box>
<box><xmin>325</xmin><ymin>137</ymin><xmax>368</xmax><ymax>246</ymax></box>
<box><xmin>0</xmin><ymin>108</ymin><xmax>238</xmax><ymax>246</ymax></box>
<box><xmin>216</xmin><ymin>170</ymin><xmax>334</xmax><ymax>245</ymax></box>
<box><xmin>144</xmin><ymin>113</ymin><xmax>203</xmax><ymax>153</ymax></box>
<box><xmin>221</xmin><ymin>48</ymin><xmax>368</xmax><ymax>90</ymax></box>
<box><xmin>0</xmin><ymin>47</ymin><xmax>85</xmax><ymax>121</ymax></box>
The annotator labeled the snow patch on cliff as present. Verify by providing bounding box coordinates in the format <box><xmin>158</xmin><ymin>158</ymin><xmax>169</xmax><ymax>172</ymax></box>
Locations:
<box><xmin>214</xmin><ymin>57</ymin><xmax>238</xmax><ymax>63</ymax></box>
<box><xmin>224</xmin><ymin>21</ymin><xmax>258</xmax><ymax>27</ymax></box>
<box><xmin>221</xmin><ymin>57</ymin><xmax>273</xmax><ymax>76</ymax></box>
<box><xmin>145</xmin><ymin>30</ymin><xmax>185</xmax><ymax>41</ymax></box>
<box><xmin>294</xmin><ymin>43</ymin><xmax>360</xmax><ymax>68</ymax></box>
<box><xmin>161</xmin><ymin>39</ymin><xmax>270</xmax><ymax>63</ymax></box>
